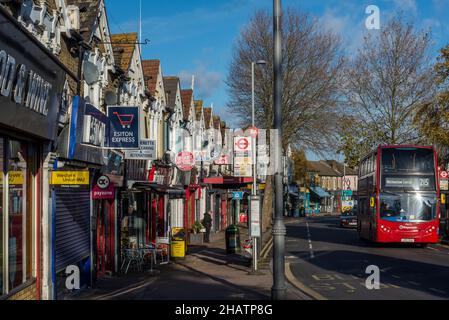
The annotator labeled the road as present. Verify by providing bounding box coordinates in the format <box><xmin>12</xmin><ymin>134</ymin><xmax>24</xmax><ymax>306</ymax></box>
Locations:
<box><xmin>285</xmin><ymin>216</ymin><xmax>449</xmax><ymax>300</ymax></box>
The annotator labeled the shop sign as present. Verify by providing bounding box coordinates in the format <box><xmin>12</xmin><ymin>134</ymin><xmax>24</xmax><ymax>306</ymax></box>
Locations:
<box><xmin>148</xmin><ymin>166</ymin><xmax>172</xmax><ymax>186</ymax></box>
<box><xmin>176</xmin><ymin>152</ymin><xmax>195</xmax><ymax>172</ymax></box>
<box><xmin>214</xmin><ymin>154</ymin><xmax>230</xmax><ymax>165</ymax></box>
<box><xmin>124</xmin><ymin>139</ymin><xmax>156</xmax><ymax>160</ymax></box>
<box><xmin>0</xmin><ymin>11</ymin><xmax>65</xmax><ymax>140</ymax></box>
<box><xmin>92</xmin><ymin>175</ymin><xmax>115</xmax><ymax>200</ymax></box>
<box><xmin>0</xmin><ymin>171</ymin><xmax>24</xmax><ymax>185</ymax></box>
<box><xmin>107</xmin><ymin>106</ymin><xmax>140</xmax><ymax>149</ymax></box>
<box><xmin>126</xmin><ymin>159</ymin><xmax>148</xmax><ymax>182</ymax></box>
<box><xmin>232</xmin><ymin>192</ymin><xmax>244</xmax><ymax>200</ymax></box>
<box><xmin>51</xmin><ymin>171</ymin><xmax>90</xmax><ymax>186</ymax></box>
<box><xmin>64</xmin><ymin>96</ymin><xmax>108</xmax><ymax>165</ymax></box>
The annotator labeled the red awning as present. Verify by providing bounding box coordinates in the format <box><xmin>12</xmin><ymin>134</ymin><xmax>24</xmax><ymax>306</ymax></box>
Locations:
<box><xmin>203</xmin><ymin>177</ymin><xmax>253</xmax><ymax>185</ymax></box>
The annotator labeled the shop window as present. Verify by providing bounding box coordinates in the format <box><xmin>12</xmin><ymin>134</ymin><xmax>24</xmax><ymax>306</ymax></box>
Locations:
<box><xmin>7</xmin><ymin>139</ymin><xmax>31</xmax><ymax>291</ymax></box>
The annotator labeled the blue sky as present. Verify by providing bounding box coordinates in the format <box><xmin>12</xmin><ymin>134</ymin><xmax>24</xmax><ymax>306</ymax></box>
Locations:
<box><xmin>105</xmin><ymin>0</ymin><xmax>449</xmax><ymax>160</ymax></box>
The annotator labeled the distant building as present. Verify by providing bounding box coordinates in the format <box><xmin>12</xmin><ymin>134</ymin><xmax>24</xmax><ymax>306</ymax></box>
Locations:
<box><xmin>305</xmin><ymin>160</ymin><xmax>358</xmax><ymax>213</ymax></box>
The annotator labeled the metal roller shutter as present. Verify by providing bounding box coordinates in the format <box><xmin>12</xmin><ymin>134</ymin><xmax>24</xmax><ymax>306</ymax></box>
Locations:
<box><xmin>54</xmin><ymin>187</ymin><xmax>91</xmax><ymax>273</ymax></box>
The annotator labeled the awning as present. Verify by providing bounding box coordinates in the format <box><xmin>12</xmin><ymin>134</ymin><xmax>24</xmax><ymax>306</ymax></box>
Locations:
<box><xmin>310</xmin><ymin>186</ymin><xmax>331</xmax><ymax>198</ymax></box>
<box><xmin>203</xmin><ymin>176</ymin><xmax>253</xmax><ymax>185</ymax></box>
<box><xmin>131</xmin><ymin>182</ymin><xmax>186</xmax><ymax>197</ymax></box>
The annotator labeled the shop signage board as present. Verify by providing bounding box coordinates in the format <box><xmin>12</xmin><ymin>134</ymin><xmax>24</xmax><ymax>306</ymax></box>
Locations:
<box><xmin>232</xmin><ymin>192</ymin><xmax>244</xmax><ymax>200</ymax></box>
<box><xmin>0</xmin><ymin>172</ymin><xmax>24</xmax><ymax>185</ymax></box>
<box><xmin>64</xmin><ymin>96</ymin><xmax>107</xmax><ymax>165</ymax></box>
<box><xmin>51</xmin><ymin>171</ymin><xmax>90</xmax><ymax>186</ymax></box>
<box><xmin>0</xmin><ymin>11</ymin><xmax>65</xmax><ymax>140</ymax></box>
<box><xmin>124</xmin><ymin>139</ymin><xmax>156</xmax><ymax>160</ymax></box>
<box><xmin>107</xmin><ymin>106</ymin><xmax>140</xmax><ymax>150</ymax></box>
<box><xmin>176</xmin><ymin>151</ymin><xmax>195</xmax><ymax>171</ymax></box>
<box><xmin>250</xmin><ymin>196</ymin><xmax>261</xmax><ymax>238</ymax></box>
<box><xmin>92</xmin><ymin>175</ymin><xmax>115</xmax><ymax>200</ymax></box>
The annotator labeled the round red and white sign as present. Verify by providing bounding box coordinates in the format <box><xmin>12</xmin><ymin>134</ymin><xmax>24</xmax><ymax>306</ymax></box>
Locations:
<box><xmin>440</xmin><ymin>171</ymin><xmax>448</xmax><ymax>179</ymax></box>
<box><xmin>235</xmin><ymin>138</ymin><xmax>250</xmax><ymax>151</ymax></box>
<box><xmin>248</xmin><ymin>126</ymin><xmax>259</xmax><ymax>139</ymax></box>
<box><xmin>176</xmin><ymin>152</ymin><xmax>195</xmax><ymax>171</ymax></box>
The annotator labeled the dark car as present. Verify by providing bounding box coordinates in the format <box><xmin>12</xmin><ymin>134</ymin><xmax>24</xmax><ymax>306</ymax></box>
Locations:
<box><xmin>340</xmin><ymin>206</ymin><xmax>358</xmax><ymax>228</ymax></box>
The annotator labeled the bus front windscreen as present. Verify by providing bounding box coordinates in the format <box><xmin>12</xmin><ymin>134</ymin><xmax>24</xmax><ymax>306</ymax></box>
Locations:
<box><xmin>380</xmin><ymin>192</ymin><xmax>438</xmax><ymax>222</ymax></box>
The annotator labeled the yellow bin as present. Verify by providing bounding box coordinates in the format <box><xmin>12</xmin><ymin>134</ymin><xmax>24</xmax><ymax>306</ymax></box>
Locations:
<box><xmin>171</xmin><ymin>240</ymin><xmax>186</xmax><ymax>259</ymax></box>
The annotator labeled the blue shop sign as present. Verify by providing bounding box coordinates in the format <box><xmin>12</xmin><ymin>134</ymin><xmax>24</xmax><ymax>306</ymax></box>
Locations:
<box><xmin>232</xmin><ymin>192</ymin><xmax>244</xmax><ymax>200</ymax></box>
<box><xmin>107</xmin><ymin>106</ymin><xmax>140</xmax><ymax>149</ymax></box>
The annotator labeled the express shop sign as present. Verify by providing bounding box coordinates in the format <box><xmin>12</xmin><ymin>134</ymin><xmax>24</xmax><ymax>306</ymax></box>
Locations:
<box><xmin>107</xmin><ymin>106</ymin><xmax>140</xmax><ymax>149</ymax></box>
<box><xmin>92</xmin><ymin>175</ymin><xmax>115</xmax><ymax>200</ymax></box>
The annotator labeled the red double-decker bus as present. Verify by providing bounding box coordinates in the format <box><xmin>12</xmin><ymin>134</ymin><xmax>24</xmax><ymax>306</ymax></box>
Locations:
<box><xmin>357</xmin><ymin>145</ymin><xmax>441</xmax><ymax>245</ymax></box>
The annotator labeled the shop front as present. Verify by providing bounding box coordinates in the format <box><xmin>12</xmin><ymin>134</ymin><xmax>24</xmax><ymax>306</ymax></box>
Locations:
<box><xmin>0</xmin><ymin>9</ymin><xmax>66</xmax><ymax>299</ymax></box>
<box><xmin>53</xmin><ymin>96</ymin><xmax>121</xmax><ymax>296</ymax></box>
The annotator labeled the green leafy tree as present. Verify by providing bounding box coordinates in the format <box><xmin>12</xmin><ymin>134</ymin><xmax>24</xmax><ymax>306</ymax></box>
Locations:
<box><xmin>414</xmin><ymin>45</ymin><xmax>449</xmax><ymax>163</ymax></box>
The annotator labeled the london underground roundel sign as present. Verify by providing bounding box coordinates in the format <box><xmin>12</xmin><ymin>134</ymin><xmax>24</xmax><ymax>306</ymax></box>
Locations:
<box><xmin>176</xmin><ymin>152</ymin><xmax>195</xmax><ymax>172</ymax></box>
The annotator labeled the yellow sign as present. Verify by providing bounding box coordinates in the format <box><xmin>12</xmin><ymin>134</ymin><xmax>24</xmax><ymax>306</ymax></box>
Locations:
<box><xmin>0</xmin><ymin>172</ymin><xmax>24</xmax><ymax>185</ymax></box>
<box><xmin>370</xmin><ymin>197</ymin><xmax>375</xmax><ymax>208</ymax></box>
<box><xmin>171</xmin><ymin>240</ymin><xmax>186</xmax><ymax>259</ymax></box>
<box><xmin>247</xmin><ymin>184</ymin><xmax>266</xmax><ymax>191</ymax></box>
<box><xmin>51</xmin><ymin>171</ymin><xmax>90</xmax><ymax>185</ymax></box>
<box><xmin>442</xmin><ymin>194</ymin><xmax>446</xmax><ymax>205</ymax></box>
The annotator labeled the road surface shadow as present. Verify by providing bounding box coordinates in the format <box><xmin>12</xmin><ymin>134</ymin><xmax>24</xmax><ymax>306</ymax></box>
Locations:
<box><xmin>289</xmin><ymin>249</ymin><xmax>449</xmax><ymax>299</ymax></box>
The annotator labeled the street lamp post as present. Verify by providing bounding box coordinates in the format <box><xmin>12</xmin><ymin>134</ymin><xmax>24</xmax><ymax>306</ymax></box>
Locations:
<box><xmin>271</xmin><ymin>0</ymin><xmax>287</xmax><ymax>300</ymax></box>
<box><xmin>250</xmin><ymin>60</ymin><xmax>266</xmax><ymax>274</ymax></box>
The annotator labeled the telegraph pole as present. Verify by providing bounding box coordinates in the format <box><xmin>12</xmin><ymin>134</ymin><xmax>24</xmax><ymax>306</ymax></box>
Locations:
<box><xmin>271</xmin><ymin>0</ymin><xmax>287</xmax><ymax>300</ymax></box>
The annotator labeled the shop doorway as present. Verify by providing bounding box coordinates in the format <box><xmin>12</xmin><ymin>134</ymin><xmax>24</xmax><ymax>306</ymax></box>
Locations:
<box><xmin>95</xmin><ymin>200</ymin><xmax>115</xmax><ymax>278</ymax></box>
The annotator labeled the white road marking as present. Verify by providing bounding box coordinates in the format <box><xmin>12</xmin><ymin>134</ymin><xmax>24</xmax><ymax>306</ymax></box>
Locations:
<box><xmin>428</xmin><ymin>247</ymin><xmax>439</xmax><ymax>251</ymax></box>
<box><xmin>305</xmin><ymin>219</ymin><xmax>315</xmax><ymax>259</ymax></box>
<box><xmin>391</xmin><ymin>275</ymin><xmax>401</xmax><ymax>279</ymax></box>
<box><xmin>430</xmin><ymin>288</ymin><xmax>447</xmax><ymax>294</ymax></box>
<box><xmin>408</xmin><ymin>281</ymin><xmax>420</xmax><ymax>286</ymax></box>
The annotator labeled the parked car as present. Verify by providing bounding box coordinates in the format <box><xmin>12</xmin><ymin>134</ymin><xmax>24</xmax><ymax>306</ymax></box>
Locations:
<box><xmin>340</xmin><ymin>206</ymin><xmax>358</xmax><ymax>228</ymax></box>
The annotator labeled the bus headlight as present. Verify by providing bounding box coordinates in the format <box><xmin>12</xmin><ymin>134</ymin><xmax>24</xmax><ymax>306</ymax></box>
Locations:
<box><xmin>381</xmin><ymin>225</ymin><xmax>391</xmax><ymax>233</ymax></box>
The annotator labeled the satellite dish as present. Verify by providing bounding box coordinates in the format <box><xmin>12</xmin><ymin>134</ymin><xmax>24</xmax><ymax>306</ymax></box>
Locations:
<box><xmin>164</xmin><ymin>151</ymin><xmax>176</xmax><ymax>165</ymax></box>
<box><xmin>83</xmin><ymin>61</ymin><xmax>100</xmax><ymax>85</ymax></box>
<box><xmin>105</xmin><ymin>90</ymin><xmax>118</xmax><ymax>105</ymax></box>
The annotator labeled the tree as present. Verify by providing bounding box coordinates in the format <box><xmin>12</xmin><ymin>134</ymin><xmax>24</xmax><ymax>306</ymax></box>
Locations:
<box><xmin>226</xmin><ymin>9</ymin><xmax>344</xmax><ymax>230</ymax></box>
<box><xmin>414</xmin><ymin>45</ymin><xmax>449</xmax><ymax>164</ymax></box>
<box><xmin>291</xmin><ymin>148</ymin><xmax>308</xmax><ymax>184</ymax></box>
<box><xmin>340</xmin><ymin>16</ymin><xmax>436</xmax><ymax>165</ymax></box>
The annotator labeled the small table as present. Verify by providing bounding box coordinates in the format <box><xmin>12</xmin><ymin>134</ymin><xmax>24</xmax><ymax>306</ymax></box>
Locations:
<box><xmin>141</xmin><ymin>245</ymin><xmax>158</xmax><ymax>274</ymax></box>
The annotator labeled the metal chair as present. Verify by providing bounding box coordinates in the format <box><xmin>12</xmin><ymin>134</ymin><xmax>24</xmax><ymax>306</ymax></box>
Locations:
<box><xmin>120</xmin><ymin>248</ymin><xmax>143</xmax><ymax>274</ymax></box>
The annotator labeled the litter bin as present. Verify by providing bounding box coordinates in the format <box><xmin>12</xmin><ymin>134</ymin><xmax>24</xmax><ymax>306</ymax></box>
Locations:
<box><xmin>225</xmin><ymin>225</ymin><xmax>241</xmax><ymax>254</ymax></box>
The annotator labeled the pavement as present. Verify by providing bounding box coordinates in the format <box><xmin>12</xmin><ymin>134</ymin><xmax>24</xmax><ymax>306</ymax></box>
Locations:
<box><xmin>285</xmin><ymin>216</ymin><xmax>449</xmax><ymax>300</ymax></box>
<box><xmin>69</xmin><ymin>224</ymin><xmax>305</xmax><ymax>300</ymax></box>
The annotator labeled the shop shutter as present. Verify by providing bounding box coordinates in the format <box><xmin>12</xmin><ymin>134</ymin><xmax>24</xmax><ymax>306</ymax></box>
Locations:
<box><xmin>54</xmin><ymin>188</ymin><xmax>91</xmax><ymax>273</ymax></box>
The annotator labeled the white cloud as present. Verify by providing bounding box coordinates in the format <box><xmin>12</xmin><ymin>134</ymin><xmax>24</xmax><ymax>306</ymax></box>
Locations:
<box><xmin>178</xmin><ymin>61</ymin><xmax>222</xmax><ymax>99</ymax></box>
